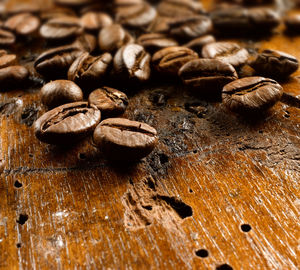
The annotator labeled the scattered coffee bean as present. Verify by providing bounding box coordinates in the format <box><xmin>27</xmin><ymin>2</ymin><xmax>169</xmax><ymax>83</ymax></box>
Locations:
<box><xmin>0</xmin><ymin>53</ymin><xmax>17</xmax><ymax>69</ymax></box>
<box><xmin>73</xmin><ymin>33</ymin><xmax>97</xmax><ymax>52</ymax></box>
<box><xmin>41</xmin><ymin>80</ymin><xmax>83</xmax><ymax>109</ymax></box>
<box><xmin>80</xmin><ymin>12</ymin><xmax>113</xmax><ymax>32</ymax></box>
<box><xmin>285</xmin><ymin>14</ymin><xmax>300</xmax><ymax>32</ymax></box>
<box><xmin>137</xmin><ymin>33</ymin><xmax>178</xmax><ymax>53</ymax></box>
<box><xmin>0</xmin><ymin>28</ymin><xmax>15</xmax><ymax>45</ymax></box>
<box><xmin>250</xmin><ymin>49</ymin><xmax>299</xmax><ymax>79</ymax></box>
<box><xmin>40</xmin><ymin>7</ymin><xmax>77</xmax><ymax>21</ymax></box>
<box><xmin>0</xmin><ymin>66</ymin><xmax>29</xmax><ymax>88</ymax></box>
<box><xmin>4</xmin><ymin>13</ymin><xmax>40</xmax><ymax>35</ymax></box>
<box><xmin>222</xmin><ymin>76</ymin><xmax>283</xmax><ymax>114</ymax></box>
<box><xmin>157</xmin><ymin>0</ymin><xmax>204</xmax><ymax>17</ymax></box>
<box><xmin>34</xmin><ymin>102</ymin><xmax>101</xmax><ymax>144</ymax></box>
<box><xmin>183</xmin><ymin>35</ymin><xmax>216</xmax><ymax>54</ymax></box>
<box><xmin>93</xmin><ymin>118</ymin><xmax>158</xmax><ymax>161</ymax></box>
<box><xmin>88</xmin><ymin>87</ymin><xmax>128</xmax><ymax>117</ymax></box>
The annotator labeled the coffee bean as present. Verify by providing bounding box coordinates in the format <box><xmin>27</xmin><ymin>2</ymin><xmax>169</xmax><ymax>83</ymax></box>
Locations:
<box><xmin>157</xmin><ymin>0</ymin><xmax>205</xmax><ymax>17</ymax></box>
<box><xmin>0</xmin><ymin>28</ymin><xmax>16</xmax><ymax>45</ymax></box>
<box><xmin>68</xmin><ymin>52</ymin><xmax>112</xmax><ymax>88</ymax></box>
<box><xmin>152</xmin><ymin>46</ymin><xmax>198</xmax><ymax>75</ymax></box>
<box><xmin>34</xmin><ymin>45</ymin><xmax>83</xmax><ymax>78</ymax></box>
<box><xmin>222</xmin><ymin>76</ymin><xmax>283</xmax><ymax>114</ymax></box>
<box><xmin>183</xmin><ymin>35</ymin><xmax>216</xmax><ymax>53</ymax></box>
<box><xmin>80</xmin><ymin>12</ymin><xmax>113</xmax><ymax>32</ymax></box>
<box><xmin>202</xmin><ymin>42</ymin><xmax>249</xmax><ymax>67</ymax></box>
<box><xmin>41</xmin><ymin>80</ymin><xmax>83</xmax><ymax>109</ymax></box>
<box><xmin>250</xmin><ymin>49</ymin><xmax>299</xmax><ymax>78</ymax></box>
<box><xmin>0</xmin><ymin>65</ymin><xmax>29</xmax><ymax>88</ymax></box>
<box><xmin>98</xmin><ymin>24</ymin><xmax>134</xmax><ymax>53</ymax></box>
<box><xmin>179</xmin><ymin>58</ymin><xmax>238</xmax><ymax>96</ymax></box>
<box><xmin>34</xmin><ymin>102</ymin><xmax>101</xmax><ymax>144</ymax></box>
<box><xmin>147</xmin><ymin>15</ymin><xmax>172</xmax><ymax>33</ymax></box>
<box><xmin>0</xmin><ymin>53</ymin><xmax>17</xmax><ymax>69</ymax></box>
<box><xmin>4</xmin><ymin>13</ymin><xmax>40</xmax><ymax>35</ymax></box>
<box><xmin>40</xmin><ymin>7</ymin><xmax>77</xmax><ymax>22</ymax></box>
<box><xmin>167</xmin><ymin>15</ymin><xmax>213</xmax><ymax>41</ymax></box>
<box><xmin>40</xmin><ymin>16</ymin><xmax>83</xmax><ymax>40</ymax></box>
<box><xmin>137</xmin><ymin>33</ymin><xmax>178</xmax><ymax>53</ymax></box>
<box><xmin>73</xmin><ymin>33</ymin><xmax>97</xmax><ymax>52</ymax></box>
<box><xmin>285</xmin><ymin>14</ymin><xmax>300</xmax><ymax>32</ymax></box>
<box><xmin>93</xmin><ymin>118</ymin><xmax>158</xmax><ymax>161</ymax></box>
<box><xmin>114</xmin><ymin>44</ymin><xmax>151</xmax><ymax>82</ymax></box>
<box><xmin>54</xmin><ymin>0</ymin><xmax>94</xmax><ymax>7</ymax></box>
<box><xmin>88</xmin><ymin>87</ymin><xmax>128</xmax><ymax>117</ymax></box>
<box><xmin>6</xmin><ymin>3</ymin><xmax>40</xmax><ymax>15</ymax></box>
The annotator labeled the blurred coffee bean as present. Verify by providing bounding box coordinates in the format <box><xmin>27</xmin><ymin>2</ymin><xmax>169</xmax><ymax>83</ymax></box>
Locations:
<box><xmin>250</xmin><ymin>49</ymin><xmax>299</xmax><ymax>79</ymax></box>
<box><xmin>73</xmin><ymin>33</ymin><xmax>97</xmax><ymax>52</ymax></box>
<box><xmin>157</xmin><ymin>0</ymin><xmax>204</xmax><ymax>17</ymax></box>
<box><xmin>34</xmin><ymin>102</ymin><xmax>101</xmax><ymax>145</ymax></box>
<box><xmin>0</xmin><ymin>29</ymin><xmax>15</xmax><ymax>45</ymax></box>
<box><xmin>222</xmin><ymin>76</ymin><xmax>283</xmax><ymax>114</ymax></box>
<box><xmin>68</xmin><ymin>52</ymin><xmax>112</xmax><ymax>88</ymax></box>
<box><xmin>41</xmin><ymin>80</ymin><xmax>83</xmax><ymax>109</ymax></box>
<box><xmin>114</xmin><ymin>44</ymin><xmax>151</xmax><ymax>82</ymax></box>
<box><xmin>0</xmin><ymin>53</ymin><xmax>17</xmax><ymax>68</ymax></box>
<box><xmin>147</xmin><ymin>15</ymin><xmax>172</xmax><ymax>33</ymax></box>
<box><xmin>4</xmin><ymin>13</ymin><xmax>40</xmax><ymax>36</ymax></box>
<box><xmin>179</xmin><ymin>59</ymin><xmax>238</xmax><ymax>96</ymax></box>
<box><xmin>98</xmin><ymin>24</ymin><xmax>134</xmax><ymax>53</ymax></box>
<box><xmin>202</xmin><ymin>42</ymin><xmax>249</xmax><ymax>67</ymax></box>
<box><xmin>40</xmin><ymin>16</ymin><xmax>83</xmax><ymax>40</ymax></box>
<box><xmin>88</xmin><ymin>87</ymin><xmax>128</xmax><ymax>117</ymax></box>
<box><xmin>40</xmin><ymin>7</ymin><xmax>77</xmax><ymax>21</ymax></box>
<box><xmin>168</xmin><ymin>16</ymin><xmax>213</xmax><ymax>41</ymax></box>
<box><xmin>0</xmin><ymin>66</ymin><xmax>29</xmax><ymax>88</ymax></box>
<box><xmin>137</xmin><ymin>33</ymin><xmax>178</xmax><ymax>53</ymax></box>
<box><xmin>93</xmin><ymin>118</ymin><xmax>158</xmax><ymax>161</ymax></box>
<box><xmin>34</xmin><ymin>45</ymin><xmax>83</xmax><ymax>78</ymax></box>
<box><xmin>6</xmin><ymin>3</ymin><xmax>41</xmax><ymax>15</ymax></box>
<box><xmin>152</xmin><ymin>46</ymin><xmax>198</xmax><ymax>75</ymax></box>
<box><xmin>80</xmin><ymin>12</ymin><xmax>113</xmax><ymax>32</ymax></box>
<box><xmin>183</xmin><ymin>35</ymin><xmax>216</xmax><ymax>54</ymax></box>
<box><xmin>54</xmin><ymin>0</ymin><xmax>94</xmax><ymax>7</ymax></box>
<box><xmin>285</xmin><ymin>14</ymin><xmax>300</xmax><ymax>32</ymax></box>
<box><xmin>237</xmin><ymin>64</ymin><xmax>256</xmax><ymax>78</ymax></box>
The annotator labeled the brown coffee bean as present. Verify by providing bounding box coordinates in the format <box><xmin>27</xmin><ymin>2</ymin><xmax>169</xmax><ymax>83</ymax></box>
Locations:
<box><xmin>157</xmin><ymin>0</ymin><xmax>205</xmax><ymax>17</ymax></box>
<box><xmin>0</xmin><ymin>66</ymin><xmax>29</xmax><ymax>88</ymax></box>
<box><xmin>34</xmin><ymin>45</ymin><xmax>83</xmax><ymax>78</ymax></box>
<box><xmin>147</xmin><ymin>15</ymin><xmax>172</xmax><ymax>33</ymax></box>
<box><xmin>54</xmin><ymin>0</ymin><xmax>94</xmax><ymax>7</ymax></box>
<box><xmin>285</xmin><ymin>14</ymin><xmax>300</xmax><ymax>32</ymax></box>
<box><xmin>40</xmin><ymin>7</ymin><xmax>77</xmax><ymax>21</ymax></box>
<box><xmin>40</xmin><ymin>16</ymin><xmax>83</xmax><ymax>40</ymax></box>
<box><xmin>179</xmin><ymin>58</ymin><xmax>238</xmax><ymax>96</ymax></box>
<box><xmin>168</xmin><ymin>16</ymin><xmax>213</xmax><ymax>41</ymax></box>
<box><xmin>34</xmin><ymin>102</ymin><xmax>101</xmax><ymax>144</ymax></box>
<box><xmin>98</xmin><ymin>24</ymin><xmax>134</xmax><ymax>53</ymax></box>
<box><xmin>41</xmin><ymin>80</ymin><xmax>83</xmax><ymax>109</ymax></box>
<box><xmin>80</xmin><ymin>12</ymin><xmax>113</xmax><ymax>32</ymax></box>
<box><xmin>88</xmin><ymin>87</ymin><xmax>128</xmax><ymax>117</ymax></box>
<box><xmin>6</xmin><ymin>3</ymin><xmax>41</xmax><ymax>15</ymax></box>
<box><xmin>0</xmin><ymin>28</ymin><xmax>16</xmax><ymax>45</ymax></box>
<box><xmin>114</xmin><ymin>44</ymin><xmax>151</xmax><ymax>82</ymax></box>
<box><xmin>72</xmin><ymin>33</ymin><xmax>97</xmax><ymax>53</ymax></box>
<box><xmin>137</xmin><ymin>33</ymin><xmax>178</xmax><ymax>52</ymax></box>
<box><xmin>152</xmin><ymin>46</ymin><xmax>198</xmax><ymax>75</ymax></box>
<box><xmin>4</xmin><ymin>13</ymin><xmax>40</xmax><ymax>35</ymax></box>
<box><xmin>68</xmin><ymin>52</ymin><xmax>112</xmax><ymax>88</ymax></box>
<box><xmin>93</xmin><ymin>118</ymin><xmax>158</xmax><ymax>161</ymax></box>
<box><xmin>250</xmin><ymin>49</ymin><xmax>299</xmax><ymax>79</ymax></box>
<box><xmin>222</xmin><ymin>77</ymin><xmax>283</xmax><ymax>114</ymax></box>
<box><xmin>0</xmin><ymin>53</ymin><xmax>17</xmax><ymax>69</ymax></box>
<box><xmin>183</xmin><ymin>35</ymin><xmax>216</xmax><ymax>53</ymax></box>
<box><xmin>202</xmin><ymin>42</ymin><xmax>249</xmax><ymax>67</ymax></box>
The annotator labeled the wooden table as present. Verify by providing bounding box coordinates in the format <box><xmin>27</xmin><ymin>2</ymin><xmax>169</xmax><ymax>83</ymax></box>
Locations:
<box><xmin>0</xmin><ymin>0</ymin><xmax>299</xmax><ymax>269</ymax></box>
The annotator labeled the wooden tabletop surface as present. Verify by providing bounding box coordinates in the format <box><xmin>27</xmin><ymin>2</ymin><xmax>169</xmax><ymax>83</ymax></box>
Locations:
<box><xmin>0</xmin><ymin>0</ymin><xmax>299</xmax><ymax>269</ymax></box>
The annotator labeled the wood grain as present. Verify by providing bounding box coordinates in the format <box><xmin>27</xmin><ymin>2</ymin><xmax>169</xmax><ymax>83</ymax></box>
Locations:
<box><xmin>0</xmin><ymin>0</ymin><xmax>299</xmax><ymax>269</ymax></box>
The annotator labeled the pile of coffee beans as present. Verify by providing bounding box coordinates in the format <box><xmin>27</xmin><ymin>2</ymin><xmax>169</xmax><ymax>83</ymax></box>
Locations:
<box><xmin>0</xmin><ymin>0</ymin><xmax>299</xmax><ymax>161</ymax></box>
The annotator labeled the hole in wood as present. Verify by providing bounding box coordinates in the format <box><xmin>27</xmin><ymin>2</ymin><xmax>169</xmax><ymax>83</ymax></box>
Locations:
<box><xmin>216</xmin><ymin>264</ymin><xmax>233</xmax><ymax>270</ymax></box>
<box><xmin>189</xmin><ymin>188</ymin><xmax>193</xmax><ymax>193</ymax></box>
<box><xmin>195</xmin><ymin>249</ymin><xmax>209</xmax><ymax>258</ymax></box>
<box><xmin>193</xmin><ymin>149</ymin><xmax>198</xmax><ymax>153</ymax></box>
<box><xmin>16</xmin><ymin>214</ymin><xmax>28</xmax><ymax>225</ymax></box>
<box><xmin>158</xmin><ymin>153</ymin><xmax>169</xmax><ymax>164</ymax></box>
<box><xmin>142</xmin><ymin>205</ymin><xmax>153</xmax><ymax>211</ymax></box>
<box><xmin>78</xmin><ymin>153</ymin><xmax>86</xmax><ymax>160</ymax></box>
<box><xmin>14</xmin><ymin>180</ymin><xmax>23</xmax><ymax>188</ymax></box>
<box><xmin>16</xmin><ymin>243</ymin><xmax>21</xmax><ymax>248</ymax></box>
<box><xmin>241</xmin><ymin>224</ymin><xmax>252</xmax><ymax>232</ymax></box>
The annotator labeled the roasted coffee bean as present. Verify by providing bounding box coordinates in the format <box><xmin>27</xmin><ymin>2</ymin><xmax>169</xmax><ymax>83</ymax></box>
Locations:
<box><xmin>167</xmin><ymin>16</ymin><xmax>213</xmax><ymax>41</ymax></box>
<box><xmin>80</xmin><ymin>12</ymin><xmax>113</xmax><ymax>32</ymax></box>
<box><xmin>73</xmin><ymin>33</ymin><xmax>97</xmax><ymax>52</ymax></box>
<box><xmin>54</xmin><ymin>0</ymin><xmax>94</xmax><ymax>7</ymax></box>
<box><xmin>237</xmin><ymin>64</ymin><xmax>256</xmax><ymax>78</ymax></box>
<box><xmin>0</xmin><ymin>66</ymin><xmax>29</xmax><ymax>88</ymax></box>
<box><xmin>183</xmin><ymin>35</ymin><xmax>215</xmax><ymax>54</ymax></box>
<box><xmin>147</xmin><ymin>15</ymin><xmax>172</xmax><ymax>33</ymax></box>
<box><xmin>250</xmin><ymin>49</ymin><xmax>299</xmax><ymax>78</ymax></box>
<box><xmin>152</xmin><ymin>46</ymin><xmax>198</xmax><ymax>75</ymax></box>
<box><xmin>0</xmin><ymin>28</ymin><xmax>16</xmax><ymax>45</ymax></box>
<box><xmin>4</xmin><ymin>13</ymin><xmax>40</xmax><ymax>35</ymax></box>
<box><xmin>285</xmin><ymin>14</ymin><xmax>300</xmax><ymax>32</ymax></box>
<box><xmin>40</xmin><ymin>7</ymin><xmax>77</xmax><ymax>21</ymax></box>
<box><xmin>98</xmin><ymin>24</ymin><xmax>134</xmax><ymax>53</ymax></box>
<box><xmin>88</xmin><ymin>87</ymin><xmax>128</xmax><ymax>117</ymax></box>
<box><xmin>202</xmin><ymin>42</ymin><xmax>249</xmax><ymax>67</ymax></box>
<box><xmin>93</xmin><ymin>118</ymin><xmax>158</xmax><ymax>161</ymax></box>
<box><xmin>34</xmin><ymin>102</ymin><xmax>101</xmax><ymax>144</ymax></box>
<box><xmin>34</xmin><ymin>45</ymin><xmax>83</xmax><ymax>78</ymax></box>
<box><xmin>40</xmin><ymin>16</ymin><xmax>83</xmax><ymax>40</ymax></box>
<box><xmin>0</xmin><ymin>53</ymin><xmax>17</xmax><ymax>69</ymax></box>
<box><xmin>137</xmin><ymin>33</ymin><xmax>178</xmax><ymax>52</ymax></box>
<box><xmin>41</xmin><ymin>80</ymin><xmax>83</xmax><ymax>109</ymax></box>
<box><xmin>5</xmin><ymin>2</ymin><xmax>40</xmax><ymax>15</ymax></box>
<box><xmin>179</xmin><ymin>59</ymin><xmax>238</xmax><ymax>96</ymax></box>
<box><xmin>68</xmin><ymin>52</ymin><xmax>112</xmax><ymax>88</ymax></box>
<box><xmin>115</xmin><ymin>0</ymin><xmax>157</xmax><ymax>28</ymax></box>
<box><xmin>157</xmin><ymin>0</ymin><xmax>205</xmax><ymax>17</ymax></box>
<box><xmin>222</xmin><ymin>77</ymin><xmax>283</xmax><ymax>114</ymax></box>
<box><xmin>114</xmin><ymin>44</ymin><xmax>151</xmax><ymax>82</ymax></box>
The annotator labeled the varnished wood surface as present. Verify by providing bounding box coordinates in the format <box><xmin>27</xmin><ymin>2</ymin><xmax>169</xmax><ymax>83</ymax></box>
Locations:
<box><xmin>0</xmin><ymin>0</ymin><xmax>299</xmax><ymax>269</ymax></box>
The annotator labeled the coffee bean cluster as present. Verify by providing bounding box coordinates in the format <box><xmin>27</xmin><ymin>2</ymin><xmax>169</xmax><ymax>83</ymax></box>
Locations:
<box><xmin>0</xmin><ymin>0</ymin><xmax>299</xmax><ymax>161</ymax></box>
